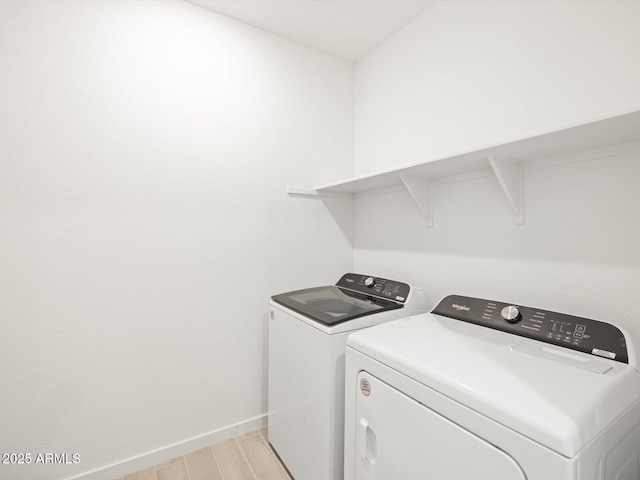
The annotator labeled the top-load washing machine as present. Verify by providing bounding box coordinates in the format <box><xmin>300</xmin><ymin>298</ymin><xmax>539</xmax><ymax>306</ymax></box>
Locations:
<box><xmin>344</xmin><ymin>294</ymin><xmax>640</xmax><ymax>480</ymax></box>
<box><xmin>268</xmin><ymin>273</ymin><xmax>429</xmax><ymax>480</ymax></box>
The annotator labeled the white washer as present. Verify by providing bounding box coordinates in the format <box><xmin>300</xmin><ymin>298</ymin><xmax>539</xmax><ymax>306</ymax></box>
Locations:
<box><xmin>268</xmin><ymin>273</ymin><xmax>429</xmax><ymax>480</ymax></box>
<box><xmin>345</xmin><ymin>294</ymin><xmax>640</xmax><ymax>480</ymax></box>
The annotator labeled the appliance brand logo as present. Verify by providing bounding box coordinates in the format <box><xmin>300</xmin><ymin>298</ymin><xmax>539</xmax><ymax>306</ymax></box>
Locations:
<box><xmin>345</xmin><ymin>278</ymin><xmax>354</xmax><ymax>283</ymax></box>
<box><xmin>452</xmin><ymin>304</ymin><xmax>470</xmax><ymax>312</ymax></box>
<box><xmin>360</xmin><ymin>378</ymin><xmax>371</xmax><ymax>396</ymax></box>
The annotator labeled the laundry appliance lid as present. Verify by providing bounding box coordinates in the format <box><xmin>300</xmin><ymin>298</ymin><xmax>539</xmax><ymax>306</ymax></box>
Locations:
<box><xmin>347</xmin><ymin>311</ymin><xmax>640</xmax><ymax>457</ymax></box>
<box><xmin>271</xmin><ymin>285</ymin><xmax>403</xmax><ymax>326</ymax></box>
<box><xmin>271</xmin><ymin>273</ymin><xmax>411</xmax><ymax>327</ymax></box>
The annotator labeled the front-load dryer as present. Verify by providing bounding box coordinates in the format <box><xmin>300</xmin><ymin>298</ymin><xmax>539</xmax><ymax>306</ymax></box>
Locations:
<box><xmin>268</xmin><ymin>273</ymin><xmax>429</xmax><ymax>480</ymax></box>
<box><xmin>344</xmin><ymin>295</ymin><xmax>640</xmax><ymax>480</ymax></box>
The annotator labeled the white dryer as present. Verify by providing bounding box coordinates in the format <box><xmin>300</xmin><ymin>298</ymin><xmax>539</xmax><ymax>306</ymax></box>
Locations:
<box><xmin>344</xmin><ymin>295</ymin><xmax>640</xmax><ymax>480</ymax></box>
<box><xmin>269</xmin><ymin>273</ymin><xmax>428</xmax><ymax>480</ymax></box>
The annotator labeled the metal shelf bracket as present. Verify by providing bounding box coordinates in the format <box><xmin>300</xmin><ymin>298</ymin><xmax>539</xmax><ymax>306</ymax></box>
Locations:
<box><xmin>488</xmin><ymin>156</ymin><xmax>524</xmax><ymax>225</ymax></box>
<box><xmin>286</xmin><ymin>187</ymin><xmax>320</xmax><ymax>197</ymax></box>
<box><xmin>400</xmin><ymin>175</ymin><xmax>433</xmax><ymax>227</ymax></box>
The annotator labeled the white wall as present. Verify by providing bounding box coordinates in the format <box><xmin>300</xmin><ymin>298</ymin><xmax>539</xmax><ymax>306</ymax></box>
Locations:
<box><xmin>0</xmin><ymin>2</ymin><xmax>353</xmax><ymax>479</ymax></box>
<box><xmin>353</xmin><ymin>1</ymin><xmax>640</xmax><ymax>340</ymax></box>
<box><xmin>354</xmin><ymin>153</ymin><xmax>640</xmax><ymax>340</ymax></box>
<box><xmin>355</xmin><ymin>0</ymin><xmax>640</xmax><ymax>175</ymax></box>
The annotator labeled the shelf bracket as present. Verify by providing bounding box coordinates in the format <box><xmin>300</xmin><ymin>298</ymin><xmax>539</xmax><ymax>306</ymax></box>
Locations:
<box><xmin>286</xmin><ymin>186</ymin><xmax>353</xmax><ymax>199</ymax></box>
<box><xmin>286</xmin><ymin>187</ymin><xmax>320</xmax><ymax>198</ymax></box>
<box><xmin>488</xmin><ymin>156</ymin><xmax>524</xmax><ymax>224</ymax></box>
<box><xmin>400</xmin><ymin>175</ymin><xmax>433</xmax><ymax>227</ymax></box>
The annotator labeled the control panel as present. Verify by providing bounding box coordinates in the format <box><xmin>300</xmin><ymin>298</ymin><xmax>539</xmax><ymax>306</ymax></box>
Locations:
<box><xmin>336</xmin><ymin>273</ymin><xmax>410</xmax><ymax>304</ymax></box>
<box><xmin>432</xmin><ymin>295</ymin><xmax>629</xmax><ymax>364</ymax></box>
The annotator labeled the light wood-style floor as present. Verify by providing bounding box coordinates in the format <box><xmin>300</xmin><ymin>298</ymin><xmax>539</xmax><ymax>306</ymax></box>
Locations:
<box><xmin>116</xmin><ymin>428</ymin><xmax>292</xmax><ymax>480</ymax></box>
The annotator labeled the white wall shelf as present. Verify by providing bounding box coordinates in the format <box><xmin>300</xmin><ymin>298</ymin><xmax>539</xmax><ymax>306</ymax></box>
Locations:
<box><xmin>287</xmin><ymin>110</ymin><xmax>640</xmax><ymax>225</ymax></box>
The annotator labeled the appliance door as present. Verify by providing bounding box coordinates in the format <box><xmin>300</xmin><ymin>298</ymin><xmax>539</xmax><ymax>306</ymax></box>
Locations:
<box><xmin>271</xmin><ymin>286</ymin><xmax>402</xmax><ymax>326</ymax></box>
<box><xmin>354</xmin><ymin>372</ymin><xmax>526</xmax><ymax>480</ymax></box>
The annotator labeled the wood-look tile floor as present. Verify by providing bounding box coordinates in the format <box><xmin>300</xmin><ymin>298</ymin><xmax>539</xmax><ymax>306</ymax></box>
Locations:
<box><xmin>115</xmin><ymin>427</ymin><xmax>292</xmax><ymax>480</ymax></box>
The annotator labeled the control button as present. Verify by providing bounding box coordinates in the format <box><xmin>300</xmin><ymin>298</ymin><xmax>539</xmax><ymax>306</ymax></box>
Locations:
<box><xmin>364</xmin><ymin>277</ymin><xmax>375</xmax><ymax>288</ymax></box>
<box><xmin>576</xmin><ymin>324</ymin><xmax>586</xmax><ymax>332</ymax></box>
<box><xmin>501</xmin><ymin>305</ymin><xmax>522</xmax><ymax>324</ymax></box>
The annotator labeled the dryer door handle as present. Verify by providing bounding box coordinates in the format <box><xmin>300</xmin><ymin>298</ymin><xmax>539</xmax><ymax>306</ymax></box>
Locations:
<box><xmin>358</xmin><ymin>417</ymin><xmax>377</xmax><ymax>464</ymax></box>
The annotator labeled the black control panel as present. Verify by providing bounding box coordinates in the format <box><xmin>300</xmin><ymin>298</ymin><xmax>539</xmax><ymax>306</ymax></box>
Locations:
<box><xmin>433</xmin><ymin>295</ymin><xmax>629</xmax><ymax>364</ymax></box>
<box><xmin>336</xmin><ymin>273</ymin><xmax>410</xmax><ymax>304</ymax></box>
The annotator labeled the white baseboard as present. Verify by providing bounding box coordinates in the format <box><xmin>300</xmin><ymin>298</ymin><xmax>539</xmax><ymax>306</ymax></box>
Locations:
<box><xmin>66</xmin><ymin>414</ymin><xmax>267</xmax><ymax>480</ymax></box>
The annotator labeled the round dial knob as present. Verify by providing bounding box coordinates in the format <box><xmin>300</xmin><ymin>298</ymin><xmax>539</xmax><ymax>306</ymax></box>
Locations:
<box><xmin>501</xmin><ymin>305</ymin><xmax>521</xmax><ymax>323</ymax></box>
<box><xmin>364</xmin><ymin>277</ymin><xmax>376</xmax><ymax>287</ymax></box>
